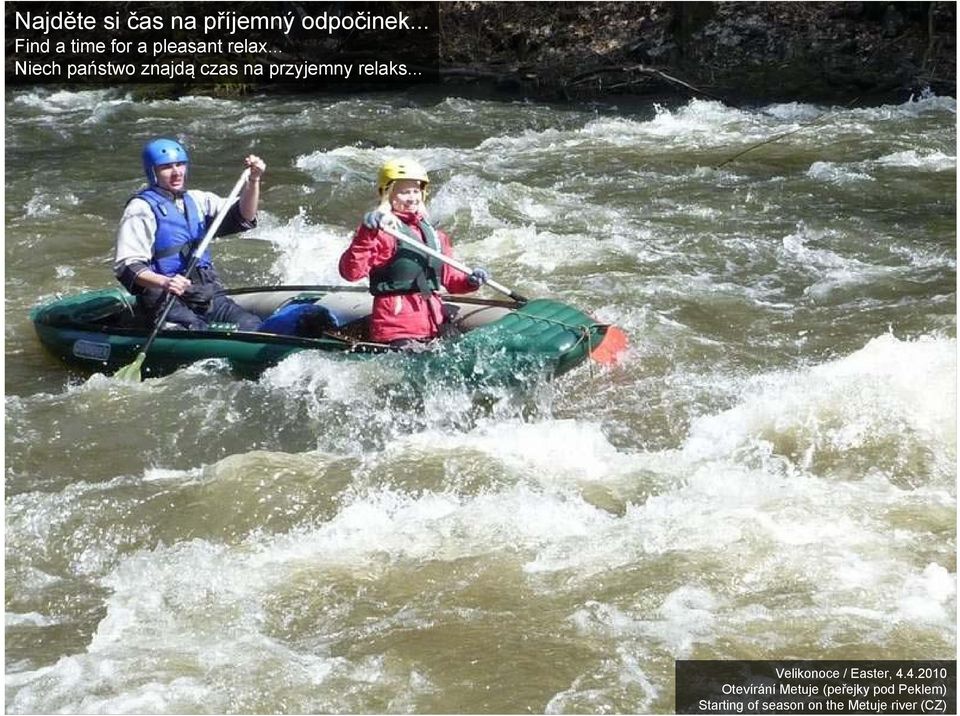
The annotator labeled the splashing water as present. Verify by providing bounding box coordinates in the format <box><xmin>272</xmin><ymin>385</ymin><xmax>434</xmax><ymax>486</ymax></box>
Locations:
<box><xmin>5</xmin><ymin>87</ymin><xmax>955</xmax><ymax>713</ymax></box>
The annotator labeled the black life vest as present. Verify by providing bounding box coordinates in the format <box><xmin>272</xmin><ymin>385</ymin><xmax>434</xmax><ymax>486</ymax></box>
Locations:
<box><xmin>369</xmin><ymin>219</ymin><xmax>445</xmax><ymax>297</ymax></box>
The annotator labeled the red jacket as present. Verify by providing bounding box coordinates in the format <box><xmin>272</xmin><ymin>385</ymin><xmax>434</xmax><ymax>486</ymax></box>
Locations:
<box><xmin>338</xmin><ymin>211</ymin><xmax>478</xmax><ymax>343</ymax></box>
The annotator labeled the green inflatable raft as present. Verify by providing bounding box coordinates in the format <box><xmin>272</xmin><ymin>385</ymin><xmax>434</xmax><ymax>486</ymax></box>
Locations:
<box><xmin>30</xmin><ymin>285</ymin><xmax>626</xmax><ymax>384</ymax></box>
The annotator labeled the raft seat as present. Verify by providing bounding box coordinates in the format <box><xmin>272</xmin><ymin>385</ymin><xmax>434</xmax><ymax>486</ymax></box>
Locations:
<box><xmin>232</xmin><ymin>291</ymin><xmax>306</xmax><ymax>319</ymax></box>
<box><xmin>449</xmin><ymin>302</ymin><xmax>512</xmax><ymax>332</ymax></box>
<box><xmin>315</xmin><ymin>292</ymin><xmax>374</xmax><ymax>326</ymax></box>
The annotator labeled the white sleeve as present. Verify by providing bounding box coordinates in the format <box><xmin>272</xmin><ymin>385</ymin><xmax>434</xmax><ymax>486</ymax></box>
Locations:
<box><xmin>187</xmin><ymin>189</ymin><xmax>230</xmax><ymax>219</ymax></box>
<box><xmin>113</xmin><ymin>198</ymin><xmax>157</xmax><ymax>274</ymax></box>
<box><xmin>188</xmin><ymin>188</ymin><xmax>254</xmax><ymax>234</ymax></box>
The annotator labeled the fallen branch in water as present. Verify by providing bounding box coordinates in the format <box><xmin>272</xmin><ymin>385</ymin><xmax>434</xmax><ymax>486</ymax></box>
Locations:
<box><xmin>714</xmin><ymin>97</ymin><xmax>860</xmax><ymax>169</ymax></box>
<box><xmin>566</xmin><ymin>63</ymin><xmax>726</xmax><ymax>102</ymax></box>
<box><xmin>440</xmin><ymin>66</ymin><xmax>518</xmax><ymax>80</ymax></box>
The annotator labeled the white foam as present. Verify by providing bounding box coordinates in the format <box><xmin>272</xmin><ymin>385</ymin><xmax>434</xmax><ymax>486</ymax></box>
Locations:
<box><xmin>261</xmin><ymin>350</ymin><xmax>401</xmax><ymax>406</ymax></box>
<box><xmin>384</xmin><ymin>418</ymin><xmax>635</xmax><ymax>486</ymax></box>
<box><xmin>294</xmin><ymin>145</ymin><xmax>382</xmax><ymax>183</ymax></box>
<box><xmin>6</xmin><ymin>559</ymin><xmax>357</xmax><ymax>714</ymax></box>
<box><xmin>11</xmin><ymin>88</ymin><xmax>128</xmax><ymax>114</ymax></box>
<box><xmin>874</xmin><ymin>149</ymin><xmax>956</xmax><ymax>171</ymax></box>
<box><xmin>254</xmin><ymin>209</ymin><xmax>354</xmax><ymax>284</ymax></box>
<box><xmin>24</xmin><ymin>189</ymin><xmax>79</xmax><ymax>217</ymax></box>
<box><xmin>762</xmin><ymin>102</ymin><xmax>827</xmax><ymax>122</ymax></box>
<box><xmin>681</xmin><ymin>333</ymin><xmax>956</xmax><ymax>475</ymax></box>
<box><xmin>567</xmin><ymin>587</ymin><xmax>722</xmax><ymax>661</ymax></box>
<box><xmin>427</xmin><ymin>173</ymin><xmax>510</xmax><ymax>229</ymax></box>
<box><xmin>806</xmin><ymin>161</ymin><xmax>876</xmax><ymax>184</ymax></box>
<box><xmin>141</xmin><ymin>466</ymin><xmax>196</xmax><ymax>483</ymax></box>
<box><xmin>5</xmin><ymin>612</ymin><xmax>59</xmax><ymax>628</ymax></box>
<box><xmin>778</xmin><ymin>223</ymin><xmax>903</xmax><ymax>300</ymax></box>
<box><xmin>7</xmin><ymin>89</ymin><xmax>955</xmax><ymax>713</ymax></box>
<box><xmin>897</xmin><ymin>563</ymin><xmax>957</xmax><ymax>623</ymax></box>
<box><xmin>295</xmin><ymin>145</ymin><xmax>463</xmax><ymax>185</ymax></box>
<box><xmin>806</xmin><ymin>149</ymin><xmax>955</xmax><ymax>185</ymax></box>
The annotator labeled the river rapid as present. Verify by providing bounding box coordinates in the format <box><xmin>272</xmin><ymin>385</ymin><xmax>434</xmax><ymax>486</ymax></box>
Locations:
<box><xmin>5</xmin><ymin>87</ymin><xmax>956</xmax><ymax>713</ymax></box>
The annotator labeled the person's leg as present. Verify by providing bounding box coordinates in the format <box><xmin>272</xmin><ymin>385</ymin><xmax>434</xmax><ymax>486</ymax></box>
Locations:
<box><xmin>138</xmin><ymin>291</ymin><xmax>207</xmax><ymax>329</ymax></box>
<box><xmin>207</xmin><ymin>294</ymin><xmax>262</xmax><ymax>331</ymax></box>
<box><xmin>195</xmin><ymin>266</ymin><xmax>262</xmax><ymax>331</ymax></box>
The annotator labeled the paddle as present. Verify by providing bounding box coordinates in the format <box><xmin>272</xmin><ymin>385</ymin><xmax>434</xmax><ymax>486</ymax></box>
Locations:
<box><xmin>376</xmin><ymin>218</ymin><xmax>529</xmax><ymax>304</ymax></box>
<box><xmin>114</xmin><ymin>168</ymin><xmax>251</xmax><ymax>381</ymax></box>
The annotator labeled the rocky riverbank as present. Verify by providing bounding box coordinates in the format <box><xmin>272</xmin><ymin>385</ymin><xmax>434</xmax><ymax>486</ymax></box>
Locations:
<box><xmin>6</xmin><ymin>1</ymin><xmax>955</xmax><ymax>105</ymax></box>
<box><xmin>438</xmin><ymin>2</ymin><xmax>956</xmax><ymax>105</ymax></box>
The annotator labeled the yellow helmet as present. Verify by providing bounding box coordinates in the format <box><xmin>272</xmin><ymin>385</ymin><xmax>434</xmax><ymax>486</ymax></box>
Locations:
<box><xmin>377</xmin><ymin>157</ymin><xmax>430</xmax><ymax>196</ymax></box>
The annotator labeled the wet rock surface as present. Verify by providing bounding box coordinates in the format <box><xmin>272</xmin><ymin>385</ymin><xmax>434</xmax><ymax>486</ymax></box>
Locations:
<box><xmin>438</xmin><ymin>2</ymin><xmax>956</xmax><ymax>104</ymax></box>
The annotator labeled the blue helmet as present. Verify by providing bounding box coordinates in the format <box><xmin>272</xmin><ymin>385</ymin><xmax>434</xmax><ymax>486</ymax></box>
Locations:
<box><xmin>142</xmin><ymin>138</ymin><xmax>189</xmax><ymax>185</ymax></box>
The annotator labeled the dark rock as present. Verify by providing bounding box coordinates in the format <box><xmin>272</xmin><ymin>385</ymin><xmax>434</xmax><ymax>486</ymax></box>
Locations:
<box><xmin>883</xmin><ymin>4</ymin><xmax>906</xmax><ymax>37</ymax></box>
<box><xmin>437</xmin><ymin>1</ymin><xmax>956</xmax><ymax>104</ymax></box>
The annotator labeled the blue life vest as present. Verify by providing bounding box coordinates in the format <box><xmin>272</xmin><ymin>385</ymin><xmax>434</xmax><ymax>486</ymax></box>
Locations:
<box><xmin>137</xmin><ymin>188</ymin><xmax>212</xmax><ymax>276</ymax></box>
<box><xmin>259</xmin><ymin>301</ymin><xmax>341</xmax><ymax>336</ymax></box>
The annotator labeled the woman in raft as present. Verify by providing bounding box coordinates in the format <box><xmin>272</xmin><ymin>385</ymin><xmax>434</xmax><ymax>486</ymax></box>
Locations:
<box><xmin>338</xmin><ymin>158</ymin><xmax>490</xmax><ymax>349</ymax></box>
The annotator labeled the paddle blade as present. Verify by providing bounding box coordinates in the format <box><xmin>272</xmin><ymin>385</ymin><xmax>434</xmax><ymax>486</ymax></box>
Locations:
<box><xmin>113</xmin><ymin>352</ymin><xmax>146</xmax><ymax>382</ymax></box>
<box><xmin>590</xmin><ymin>325</ymin><xmax>628</xmax><ymax>364</ymax></box>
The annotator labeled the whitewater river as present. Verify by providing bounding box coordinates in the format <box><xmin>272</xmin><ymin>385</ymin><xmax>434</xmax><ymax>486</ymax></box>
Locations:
<box><xmin>5</xmin><ymin>87</ymin><xmax>956</xmax><ymax>713</ymax></box>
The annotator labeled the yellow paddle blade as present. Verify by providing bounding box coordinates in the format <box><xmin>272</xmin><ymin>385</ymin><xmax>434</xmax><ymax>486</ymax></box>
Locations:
<box><xmin>113</xmin><ymin>352</ymin><xmax>146</xmax><ymax>382</ymax></box>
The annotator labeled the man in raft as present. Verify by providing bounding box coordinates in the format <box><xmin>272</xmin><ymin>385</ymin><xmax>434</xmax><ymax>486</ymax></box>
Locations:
<box><xmin>113</xmin><ymin>138</ymin><xmax>265</xmax><ymax>331</ymax></box>
<box><xmin>339</xmin><ymin>157</ymin><xmax>491</xmax><ymax>349</ymax></box>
